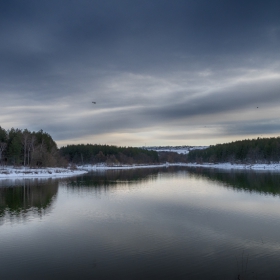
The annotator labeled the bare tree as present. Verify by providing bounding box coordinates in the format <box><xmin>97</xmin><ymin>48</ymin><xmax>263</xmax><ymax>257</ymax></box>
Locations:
<box><xmin>27</xmin><ymin>135</ymin><xmax>36</xmax><ymax>166</ymax></box>
<box><xmin>0</xmin><ymin>142</ymin><xmax>7</xmax><ymax>165</ymax></box>
<box><xmin>21</xmin><ymin>131</ymin><xmax>30</xmax><ymax>166</ymax></box>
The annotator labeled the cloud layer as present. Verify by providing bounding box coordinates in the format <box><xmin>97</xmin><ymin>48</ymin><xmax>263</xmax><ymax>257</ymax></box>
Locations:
<box><xmin>1</xmin><ymin>0</ymin><xmax>280</xmax><ymax>146</ymax></box>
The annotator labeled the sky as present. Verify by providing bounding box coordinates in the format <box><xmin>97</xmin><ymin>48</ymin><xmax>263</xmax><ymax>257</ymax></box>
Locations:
<box><xmin>1</xmin><ymin>0</ymin><xmax>280</xmax><ymax>147</ymax></box>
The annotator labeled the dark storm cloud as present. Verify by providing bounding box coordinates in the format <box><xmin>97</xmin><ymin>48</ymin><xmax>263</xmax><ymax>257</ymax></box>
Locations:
<box><xmin>1</xmin><ymin>0</ymin><xmax>280</xmax><ymax>73</ymax></box>
<box><xmin>1</xmin><ymin>0</ymin><xmax>280</xmax><ymax>145</ymax></box>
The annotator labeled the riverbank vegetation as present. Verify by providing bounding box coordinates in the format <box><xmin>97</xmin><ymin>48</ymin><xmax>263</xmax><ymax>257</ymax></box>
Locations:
<box><xmin>187</xmin><ymin>137</ymin><xmax>280</xmax><ymax>164</ymax></box>
<box><xmin>0</xmin><ymin>126</ymin><xmax>66</xmax><ymax>167</ymax></box>
<box><xmin>0</xmin><ymin>126</ymin><xmax>159</xmax><ymax>167</ymax></box>
<box><xmin>60</xmin><ymin>144</ymin><xmax>159</xmax><ymax>165</ymax></box>
<box><xmin>2</xmin><ymin>125</ymin><xmax>280</xmax><ymax>167</ymax></box>
<box><xmin>157</xmin><ymin>151</ymin><xmax>188</xmax><ymax>163</ymax></box>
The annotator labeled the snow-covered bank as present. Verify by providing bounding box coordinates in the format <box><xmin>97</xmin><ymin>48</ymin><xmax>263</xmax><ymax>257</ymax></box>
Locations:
<box><xmin>2</xmin><ymin>161</ymin><xmax>280</xmax><ymax>179</ymax></box>
<box><xmin>78</xmin><ymin>162</ymin><xmax>280</xmax><ymax>172</ymax></box>
<box><xmin>0</xmin><ymin>167</ymin><xmax>87</xmax><ymax>179</ymax></box>
<box><xmin>0</xmin><ymin>164</ymin><xmax>169</xmax><ymax>179</ymax></box>
<box><xmin>169</xmin><ymin>162</ymin><xmax>280</xmax><ymax>171</ymax></box>
<box><xmin>146</xmin><ymin>146</ymin><xmax>208</xmax><ymax>154</ymax></box>
<box><xmin>77</xmin><ymin>163</ymin><xmax>168</xmax><ymax>170</ymax></box>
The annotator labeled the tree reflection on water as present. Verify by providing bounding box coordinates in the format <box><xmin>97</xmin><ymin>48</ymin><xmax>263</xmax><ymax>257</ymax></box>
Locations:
<box><xmin>0</xmin><ymin>178</ymin><xmax>58</xmax><ymax>224</ymax></box>
<box><xmin>65</xmin><ymin>166</ymin><xmax>280</xmax><ymax>197</ymax></box>
<box><xmin>2</xmin><ymin>166</ymin><xmax>280</xmax><ymax>225</ymax></box>
<box><xmin>187</xmin><ymin>167</ymin><xmax>280</xmax><ymax>196</ymax></box>
<box><xmin>65</xmin><ymin>168</ymin><xmax>161</xmax><ymax>188</ymax></box>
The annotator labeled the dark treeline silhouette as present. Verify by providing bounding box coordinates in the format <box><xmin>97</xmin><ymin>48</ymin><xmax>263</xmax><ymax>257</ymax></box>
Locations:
<box><xmin>158</xmin><ymin>151</ymin><xmax>188</xmax><ymax>163</ymax></box>
<box><xmin>187</xmin><ymin>137</ymin><xmax>280</xmax><ymax>164</ymax></box>
<box><xmin>4</xmin><ymin>125</ymin><xmax>280</xmax><ymax>167</ymax></box>
<box><xmin>0</xmin><ymin>126</ymin><xmax>66</xmax><ymax>167</ymax></box>
<box><xmin>60</xmin><ymin>144</ymin><xmax>159</xmax><ymax>165</ymax></box>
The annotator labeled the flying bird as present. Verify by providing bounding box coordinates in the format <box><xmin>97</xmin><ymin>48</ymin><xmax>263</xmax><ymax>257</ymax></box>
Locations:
<box><xmin>92</xmin><ymin>101</ymin><xmax>96</xmax><ymax>104</ymax></box>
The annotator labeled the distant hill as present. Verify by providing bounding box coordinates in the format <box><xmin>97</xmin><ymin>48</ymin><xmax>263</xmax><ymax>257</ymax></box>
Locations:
<box><xmin>145</xmin><ymin>146</ymin><xmax>208</xmax><ymax>154</ymax></box>
<box><xmin>142</xmin><ymin>146</ymin><xmax>207</xmax><ymax>163</ymax></box>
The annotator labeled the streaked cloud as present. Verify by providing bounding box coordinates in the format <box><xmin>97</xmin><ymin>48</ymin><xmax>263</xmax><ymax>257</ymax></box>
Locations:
<box><xmin>1</xmin><ymin>0</ymin><xmax>280</xmax><ymax>146</ymax></box>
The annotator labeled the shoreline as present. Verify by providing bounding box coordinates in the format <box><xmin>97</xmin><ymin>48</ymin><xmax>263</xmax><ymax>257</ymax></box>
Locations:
<box><xmin>1</xmin><ymin>162</ymin><xmax>280</xmax><ymax>179</ymax></box>
<box><xmin>174</xmin><ymin>162</ymin><xmax>280</xmax><ymax>171</ymax></box>
<box><xmin>0</xmin><ymin>167</ymin><xmax>88</xmax><ymax>179</ymax></box>
<box><xmin>79</xmin><ymin>162</ymin><xmax>280</xmax><ymax>171</ymax></box>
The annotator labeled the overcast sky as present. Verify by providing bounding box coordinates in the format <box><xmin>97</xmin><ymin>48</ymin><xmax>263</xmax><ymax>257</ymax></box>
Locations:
<box><xmin>1</xmin><ymin>0</ymin><xmax>280</xmax><ymax>147</ymax></box>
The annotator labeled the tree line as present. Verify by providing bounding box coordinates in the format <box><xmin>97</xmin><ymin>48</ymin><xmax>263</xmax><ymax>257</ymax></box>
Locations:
<box><xmin>0</xmin><ymin>127</ymin><xmax>160</xmax><ymax>167</ymax></box>
<box><xmin>158</xmin><ymin>151</ymin><xmax>188</xmax><ymax>163</ymax></box>
<box><xmin>3</xmin><ymin>125</ymin><xmax>279</xmax><ymax>167</ymax></box>
<box><xmin>187</xmin><ymin>137</ymin><xmax>280</xmax><ymax>164</ymax></box>
<box><xmin>60</xmin><ymin>144</ymin><xmax>159</xmax><ymax>165</ymax></box>
<box><xmin>0</xmin><ymin>126</ymin><xmax>65</xmax><ymax>167</ymax></box>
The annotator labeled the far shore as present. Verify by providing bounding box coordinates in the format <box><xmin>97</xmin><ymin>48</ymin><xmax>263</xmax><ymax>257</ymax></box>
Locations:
<box><xmin>1</xmin><ymin>162</ymin><xmax>280</xmax><ymax>179</ymax></box>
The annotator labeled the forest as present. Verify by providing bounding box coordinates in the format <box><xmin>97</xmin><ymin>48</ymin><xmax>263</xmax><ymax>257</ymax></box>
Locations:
<box><xmin>0</xmin><ymin>126</ymin><xmax>159</xmax><ymax>167</ymax></box>
<box><xmin>60</xmin><ymin>144</ymin><xmax>159</xmax><ymax>165</ymax></box>
<box><xmin>2</xmin><ymin>125</ymin><xmax>280</xmax><ymax>167</ymax></box>
<box><xmin>0</xmin><ymin>126</ymin><xmax>65</xmax><ymax>167</ymax></box>
<box><xmin>187</xmin><ymin>137</ymin><xmax>280</xmax><ymax>164</ymax></box>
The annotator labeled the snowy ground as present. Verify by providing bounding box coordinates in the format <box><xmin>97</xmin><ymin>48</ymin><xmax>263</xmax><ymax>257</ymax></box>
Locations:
<box><xmin>0</xmin><ymin>164</ymin><xmax>169</xmax><ymax>179</ymax></box>
<box><xmin>78</xmin><ymin>162</ymin><xmax>280</xmax><ymax>172</ymax></box>
<box><xmin>77</xmin><ymin>163</ymin><xmax>168</xmax><ymax>170</ymax></box>
<box><xmin>146</xmin><ymin>146</ymin><xmax>208</xmax><ymax>154</ymax></box>
<box><xmin>2</xmin><ymin>161</ymin><xmax>280</xmax><ymax>180</ymax></box>
<box><xmin>0</xmin><ymin>166</ymin><xmax>87</xmax><ymax>179</ymax></box>
<box><xmin>169</xmin><ymin>162</ymin><xmax>280</xmax><ymax>171</ymax></box>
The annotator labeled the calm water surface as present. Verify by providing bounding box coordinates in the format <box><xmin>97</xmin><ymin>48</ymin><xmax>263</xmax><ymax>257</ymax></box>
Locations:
<box><xmin>1</xmin><ymin>167</ymin><xmax>280</xmax><ymax>279</ymax></box>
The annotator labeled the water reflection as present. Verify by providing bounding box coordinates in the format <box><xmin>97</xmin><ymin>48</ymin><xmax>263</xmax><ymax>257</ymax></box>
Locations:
<box><xmin>1</xmin><ymin>168</ymin><xmax>280</xmax><ymax>279</ymax></box>
<box><xmin>187</xmin><ymin>167</ymin><xmax>280</xmax><ymax>196</ymax></box>
<box><xmin>0</xmin><ymin>178</ymin><xmax>58</xmax><ymax>224</ymax></box>
<box><xmin>64</xmin><ymin>167</ymin><xmax>173</xmax><ymax>189</ymax></box>
<box><xmin>65</xmin><ymin>166</ymin><xmax>280</xmax><ymax>197</ymax></box>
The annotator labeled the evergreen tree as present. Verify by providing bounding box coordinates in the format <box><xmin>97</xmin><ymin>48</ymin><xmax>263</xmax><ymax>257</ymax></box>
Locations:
<box><xmin>188</xmin><ymin>137</ymin><xmax>280</xmax><ymax>164</ymax></box>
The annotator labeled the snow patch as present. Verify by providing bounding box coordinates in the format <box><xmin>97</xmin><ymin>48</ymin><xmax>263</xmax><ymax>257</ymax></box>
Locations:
<box><xmin>2</xmin><ymin>161</ymin><xmax>280</xmax><ymax>180</ymax></box>
<box><xmin>145</xmin><ymin>146</ymin><xmax>208</xmax><ymax>154</ymax></box>
<box><xmin>169</xmin><ymin>162</ymin><xmax>280</xmax><ymax>171</ymax></box>
<box><xmin>0</xmin><ymin>166</ymin><xmax>87</xmax><ymax>179</ymax></box>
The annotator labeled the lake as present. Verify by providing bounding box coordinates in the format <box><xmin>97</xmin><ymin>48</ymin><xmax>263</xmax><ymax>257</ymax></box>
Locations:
<box><xmin>1</xmin><ymin>167</ymin><xmax>280</xmax><ymax>279</ymax></box>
